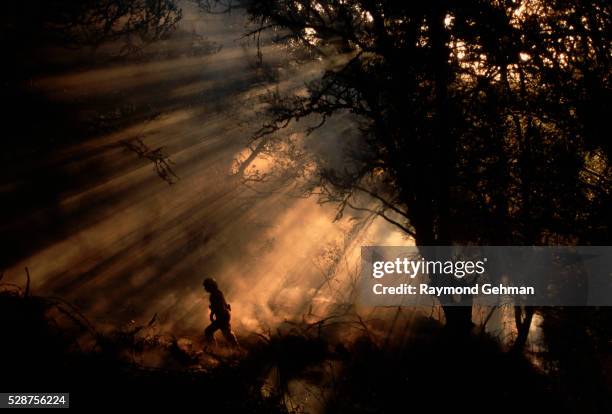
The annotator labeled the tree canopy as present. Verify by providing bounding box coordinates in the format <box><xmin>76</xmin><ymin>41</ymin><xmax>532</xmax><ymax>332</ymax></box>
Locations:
<box><xmin>210</xmin><ymin>0</ymin><xmax>610</xmax><ymax>248</ymax></box>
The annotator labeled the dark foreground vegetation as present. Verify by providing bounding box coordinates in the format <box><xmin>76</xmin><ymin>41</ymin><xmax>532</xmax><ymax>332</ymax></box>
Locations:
<box><xmin>2</xmin><ymin>277</ymin><xmax>610</xmax><ymax>413</ymax></box>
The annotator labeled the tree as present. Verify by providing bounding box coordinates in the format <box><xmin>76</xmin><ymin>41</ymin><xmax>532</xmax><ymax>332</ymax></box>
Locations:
<box><xmin>203</xmin><ymin>0</ymin><xmax>611</xmax><ymax>331</ymax></box>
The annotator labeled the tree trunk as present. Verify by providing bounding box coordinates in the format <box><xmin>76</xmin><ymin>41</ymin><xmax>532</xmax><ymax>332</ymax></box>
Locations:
<box><xmin>443</xmin><ymin>306</ymin><xmax>474</xmax><ymax>334</ymax></box>
<box><xmin>414</xmin><ymin>235</ymin><xmax>475</xmax><ymax>335</ymax></box>
<box><xmin>511</xmin><ymin>306</ymin><xmax>534</xmax><ymax>352</ymax></box>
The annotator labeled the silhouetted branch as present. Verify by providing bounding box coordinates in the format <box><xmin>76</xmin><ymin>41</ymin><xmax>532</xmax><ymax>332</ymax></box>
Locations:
<box><xmin>121</xmin><ymin>138</ymin><xmax>179</xmax><ymax>185</ymax></box>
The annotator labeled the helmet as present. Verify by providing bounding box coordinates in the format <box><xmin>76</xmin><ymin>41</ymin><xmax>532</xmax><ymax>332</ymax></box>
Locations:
<box><xmin>203</xmin><ymin>277</ymin><xmax>218</xmax><ymax>291</ymax></box>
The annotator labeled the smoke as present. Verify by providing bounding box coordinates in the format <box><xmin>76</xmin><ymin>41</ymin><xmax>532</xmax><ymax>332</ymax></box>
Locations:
<box><xmin>2</xmin><ymin>4</ymin><xmax>412</xmax><ymax>336</ymax></box>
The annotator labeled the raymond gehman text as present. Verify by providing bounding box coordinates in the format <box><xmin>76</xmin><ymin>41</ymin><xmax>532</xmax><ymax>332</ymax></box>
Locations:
<box><xmin>372</xmin><ymin>283</ymin><xmax>535</xmax><ymax>296</ymax></box>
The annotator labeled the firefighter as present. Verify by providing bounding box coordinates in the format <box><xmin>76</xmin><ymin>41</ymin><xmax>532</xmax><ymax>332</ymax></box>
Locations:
<box><xmin>202</xmin><ymin>277</ymin><xmax>239</xmax><ymax>348</ymax></box>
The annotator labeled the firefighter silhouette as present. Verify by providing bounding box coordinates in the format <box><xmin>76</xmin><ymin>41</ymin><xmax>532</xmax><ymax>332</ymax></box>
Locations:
<box><xmin>203</xmin><ymin>277</ymin><xmax>239</xmax><ymax>348</ymax></box>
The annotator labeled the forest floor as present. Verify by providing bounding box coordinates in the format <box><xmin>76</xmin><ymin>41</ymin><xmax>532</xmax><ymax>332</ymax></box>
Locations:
<box><xmin>1</xmin><ymin>278</ymin><xmax>608</xmax><ymax>413</ymax></box>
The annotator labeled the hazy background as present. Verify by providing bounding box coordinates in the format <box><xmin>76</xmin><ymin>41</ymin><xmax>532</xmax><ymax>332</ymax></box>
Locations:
<box><xmin>1</xmin><ymin>3</ymin><xmax>412</xmax><ymax>335</ymax></box>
